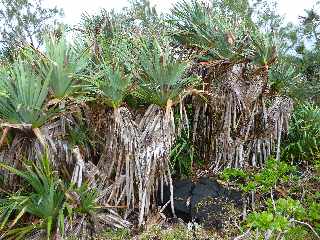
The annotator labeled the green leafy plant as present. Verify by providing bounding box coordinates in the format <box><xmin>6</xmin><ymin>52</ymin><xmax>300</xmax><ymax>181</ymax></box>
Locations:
<box><xmin>44</xmin><ymin>33</ymin><xmax>89</xmax><ymax>99</ymax></box>
<box><xmin>283</xmin><ymin>103</ymin><xmax>320</xmax><ymax>164</ymax></box>
<box><xmin>220</xmin><ymin>168</ymin><xmax>248</xmax><ymax>182</ymax></box>
<box><xmin>135</xmin><ymin>38</ymin><xmax>196</xmax><ymax>108</ymax></box>
<box><xmin>0</xmin><ymin>154</ymin><xmax>103</xmax><ymax>239</ymax></box>
<box><xmin>67</xmin><ymin>121</ymin><xmax>92</xmax><ymax>148</ymax></box>
<box><xmin>241</xmin><ymin>158</ymin><xmax>296</xmax><ymax>193</ymax></box>
<box><xmin>0</xmin><ymin>155</ymin><xmax>65</xmax><ymax>239</ymax></box>
<box><xmin>0</xmin><ymin>58</ymin><xmax>54</xmax><ymax>127</ymax></box>
<box><xmin>308</xmin><ymin>202</ymin><xmax>320</xmax><ymax>222</ymax></box>
<box><xmin>170</xmin><ymin>130</ymin><xmax>202</xmax><ymax>178</ymax></box>
<box><xmin>247</xmin><ymin>211</ymin><xmax>289</xmax><ymax>232</ymax></box>
<box><xmin>87</xmin><ymin>61</ymin><xmax>132</xmax><ymax>108</ymax></box>
<box><xmin>169</xmin><ymin>0</ymin><xmax>249</xmax><ymax>61</ymax></box>
<box><xmin>246</xmin><ymin>197</ymin><xmax>317</xmax><ymax>239</ymax></box>
<box><xmin>268</xmin><ymin>197</ymin><xmax>306</xmax><ymax>219</ymax></box>
<box><xmin>249</xmin><ymin>28</ymin><xmax>276</xmax><ymax>67</ymax></box>
<box><xmin>73</xmin><ymin>183</ymin><xmax>98</xmax><ymax>214</ymax></box>
<box><xmin>84</xmin><ymin>32</ymin><xmax>135</xmax><ymax>109</ymax></box>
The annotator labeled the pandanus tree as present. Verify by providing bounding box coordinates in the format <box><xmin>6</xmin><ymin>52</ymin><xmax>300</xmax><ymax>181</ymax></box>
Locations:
<box><xmin>0</xmin><ymin>32</ymin><xmax>91</xmax><ymax>188</ymax></box>
<box><xmin>0</xmin><ymin>152</ymin><xmax>124</xmax><ymax>239</ymax></box>
<box><xmin>42</xmin><ymin>32</ymin><xmax>89</xmax><ymax>136</ymax></box>
<box><xmin>135</xmin><ymin>38</ymin><xmax>196</xmax><ymax>224</ymax></box>
<box><xmin>0</xmin><ymin>57</ymin><xmax>57</xmax><ymax>187</ymax></box>
<box><xmin>84</xmin><ymin>34</ymin><xmax>140</xmax><ymax>223</ymax></box>
<box><xmin>36</xmin><ymin>33</ymin><xmax>91</xmax><ymax>180</ymax></box>
<box><xmin>169</xmin><ymin>0</ymin><xmax>293</xmax><ymax>171</ymax></box>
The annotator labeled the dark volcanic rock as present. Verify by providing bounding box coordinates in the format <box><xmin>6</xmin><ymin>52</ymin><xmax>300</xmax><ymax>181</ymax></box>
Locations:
<box><xmin>158</xmin><ymin>179</ymin><xmax>193</xmax><ymax>221</ymax></box>
<box><xmin>191</xmin><ymin>178</ymin><xmax>221</xmax><ymax>209</ymax></box>
<box><xmin>159</xmin><ymin>177</ymin><xmax>243</xmax><ymax>230</ymax></box>
<box><xmin>173</xmin><ymin>180</ymin><xmax>193</xmax><ymax>216</ymax></box>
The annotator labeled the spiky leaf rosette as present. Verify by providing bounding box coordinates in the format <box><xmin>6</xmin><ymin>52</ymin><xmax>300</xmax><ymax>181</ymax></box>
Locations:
<box><xmin>136</xmin><ymin>38</ymin><xmax>195</xmax><ymax>107</ymax></box>
<box><xmin>0</xmin><ymin>59</ymin><xmax>53</xmax><ymax>128</ymax></box>
<box><xmin>87</xmin><ymin>61</ymin><xmax>131</xmax><ymax>109</ymax></box>
<box><xmin>169</xmin><ymin>0</ymin><xmax>250</xmax><ymax>62</ymax></box>
<box><xmin>44</xmin><ymin>33</ymin><xmax>89</xmax><ymax>99</ymax></box>
<box><xmin>169</xmin><ymin>0</ymin><xmax>280</xmax><ymax>70</ymax></box>
<box><xmin>0</xmin><ymin>155</ymin><xmax>65</xmax><ymax>240</ymax></box>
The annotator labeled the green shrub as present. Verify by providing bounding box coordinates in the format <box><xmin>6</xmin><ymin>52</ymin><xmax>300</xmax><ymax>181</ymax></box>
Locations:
<box><xmin>283</xmin><ymin>103</ymin><xmax>320</xmax><ymax>164</ymax></box>
<box><xmin>239</xmin><ymin>158</ymin><xmax>296</xmax><ymax>193</ymax></box>
<box><xmin>246</xmin><ymin>197</ymin><xmax>318</xmax><ymax>239</ymax></box>
<box><xmin>0</xmin><ymin>155</ymin><xmax>65</xmax><ymax>239</ymax></box>
<box><xmin>220</xmin><ymin>168</ymin><xmax>248</xmax><ymax>182</ymax></box>
<box><xmin>0</xmin><ymin>58</ymin><xmax>55</xmax><ymax>127</ymax></box>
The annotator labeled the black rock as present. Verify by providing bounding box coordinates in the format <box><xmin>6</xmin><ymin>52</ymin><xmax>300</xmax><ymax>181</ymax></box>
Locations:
<box><xmin>159</xmin><ymin>177</ymin><xmax>243</xmax><ymax>229</ymax></box>
<box><xmin>173</xmin><ymin>179</ymin><xmax>193</xmax><ymax>216</ymax></box>
<box><xmin>191</xmin><ymin>178</ymin><xmax>220</xmax><ymax>209</ymax></box>
<box><xmin>157</xmin><ymin>179</ymin><xmax>193</xmax><ymax>222</ymax></box>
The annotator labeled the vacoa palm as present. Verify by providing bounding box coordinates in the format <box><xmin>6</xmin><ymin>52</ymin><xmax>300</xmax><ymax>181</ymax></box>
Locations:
<box><xmin>135</xmin><ymin>37</ymin><xmax>196</xmax><ymax>225</ymax></box>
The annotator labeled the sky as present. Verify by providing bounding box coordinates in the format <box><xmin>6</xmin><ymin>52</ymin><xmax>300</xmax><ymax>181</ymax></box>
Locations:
<box><xmin>43</xmin><ymin>0</ymin><xmax>319</xmax><ymax>25</ymax></box>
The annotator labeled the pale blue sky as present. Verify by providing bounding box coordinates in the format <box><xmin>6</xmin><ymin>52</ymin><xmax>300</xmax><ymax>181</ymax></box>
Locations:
<box><xmin>43</xmin><ymin>0</ymin><xmax>318</xmax><ymax>25</ymax></box>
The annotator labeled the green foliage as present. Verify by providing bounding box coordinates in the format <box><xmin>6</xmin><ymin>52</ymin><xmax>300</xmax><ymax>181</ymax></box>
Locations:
<box><xmin>243</xmin><ymin>163</ymin><xmax>320</xmax><ymax>239</ymax></box>
<box><xmin>136</xmin><ymin>38</ymin><xmax>196</xmax><ymax>107</ymax></box>
<box><xmin>170</xmin><ymin>131</ymin><xmax>201</xmax><ymax>178</ymax></box>
<box><xmin>246</xmin><ymin>197</ymin><xmax>315</xmax><ymax>239</ymax></box>
<box><xmin>0</xmin><ymin>155</ymin><xmax>102</xmax><ymax>239</ymax></box>
<box><xmin>0</xmin><ymin>58</ymin><xmax>55</xmax><ymax>127</ymax></box>
<box><xmin>249</xmin><ymin>159</ymin><xmax>296</xmax><ymax>192</ymax></box>
<box><xmin>87</xmin><ymin>61</ymin><xmax>132</xmax><ymax>108</ymax></box>
<box><xmin>79</xmin><ymin>9</ymin><xmax>122</xmax><ymax>43</ymax></box>
<box><xmin>44</xmin><ymin>33</ymin><xmax>89</xmax><ymax>99</ymax></box>
<box><xmin>74</xmin><ymin>184</ymin><xmax>98</xmax><ymax>214</ymax></box>
<box><xmin>268</xmin><ymin>197</ymin><xmax>306</xmax><ymax>219</ymax></box>
<box><xmin>0</xmin><ymin>155</ymin><xmax>65</xmax><ymax>239</ymax></box>
<box><xmin>283</xmin><ymin>103</ymin><xmax>320</xmax><ymax>164</ymax></box>
<box><xmin>169</xmin><ymin>0</ymin><xmax>279</xmax><ymax>66</ymax></box>
<box><xmin>220</xmin><ymin>168</ymin><xmax>248</xmax><ymax>182</ymax></box>
<box><xmin>281</xmin><ymin>3</ymin><xmax>320</xmax><ymax>104</ymax></box>
<box><xmin>249</xmin><ymin>28</ymin><xmax>276</xmax><ymax>67</ymax></box>
<box><xmin>308</xmin><ymin>201</ymin><xmax>320</xmax><ymax>222</ymax></box>
<box><xmin>269</xmin><ymin>58</ymin><xmax>298</xmax><ymax>95</ymax></box>
<box><xmin>169</xmin><ymin>0</ymin><xmax>250</xmax><ymax>61</ymax></box>
<box><xmin>82</xmin><ymin>20</ymin><xmax>135</xmax><ymax>108</ymax></box>
<box><xmin>222</xmin><ymin>158</ymin><xmax>296</xmax><ymax>193</ymax></box>
<box><xmin>67</xmin><ymin>121</ymin><xmax>92</xmax><ymax>148</ymax></box>
<box><xmin>97</xmin><ymin>32</ymin><xmax>135</xmax><ymax>71</ymax></box>
<box><xmin>0</xmin><ymin>1</ymin><xmax>319</xmax><ymax>239</ymax></box>
<box><xmin>247</xmin><ymin>211</ymin><xmax>289</xmax><ymax>232</ymax></box>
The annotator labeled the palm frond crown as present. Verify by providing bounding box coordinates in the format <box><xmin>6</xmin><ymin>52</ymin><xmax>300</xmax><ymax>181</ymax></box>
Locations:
<box><xmin>0</xmin><ymin>58</ymin><xmax>52</xmax><ymax>127</ymax></box>
<box><xmin>44</xmin><ymin>33</ymin><xmax>89</xmax><ymax>99</ymax></box>
<box><xmin>136</xmin><ymin>38</ymin><xmax>195</xmax><ymax>107</ymax></box>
